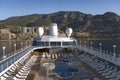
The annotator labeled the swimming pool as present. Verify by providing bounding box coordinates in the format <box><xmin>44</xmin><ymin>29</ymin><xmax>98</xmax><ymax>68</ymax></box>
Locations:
<box><xmin>53</xmin><ymin>60</ymin><xmax>78</xmax><ymax>77</ymax></box>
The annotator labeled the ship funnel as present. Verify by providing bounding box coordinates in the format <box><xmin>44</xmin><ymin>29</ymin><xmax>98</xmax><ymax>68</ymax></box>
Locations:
<box><xmin>37</xmin><ymin>27</ymin><xmax>44</xmax><ymax>38</ymax></box>
<box><xmin>66</xmin><ymin>28</ymin><xmax>73</xmax><ymax>37</ymax></box>
<box><xmin>49</xmin><ymin>23</ymin><xmax>58</xmax><ymax>36</ymax></box>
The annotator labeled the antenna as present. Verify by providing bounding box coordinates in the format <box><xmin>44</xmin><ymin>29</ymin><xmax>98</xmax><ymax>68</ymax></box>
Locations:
<box><xmin>37</xmin><ymin>27</ymin><xmax>44</xmax><ymax>38</ymax></box>
<box><xmin>66</xmin><ymin>28</ymin><xmax>73</xmax><ymax>37</ymax></box>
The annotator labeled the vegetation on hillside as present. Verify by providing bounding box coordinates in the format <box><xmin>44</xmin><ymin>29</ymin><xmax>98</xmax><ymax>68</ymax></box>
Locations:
<box><xmin>0</xmin><ymin>11</ymin><xmax>120</xmax><ymax>38</ymax></box>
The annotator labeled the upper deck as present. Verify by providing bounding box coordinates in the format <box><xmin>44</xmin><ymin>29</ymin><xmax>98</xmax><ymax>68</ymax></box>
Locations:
<box><xmin>33</xmin><ymin>23</ymin><xmax>77</xmax><ymax>47</ymax></box>
<box><xmin>32</xmin><ymin>35</ymin><xmax>77</xmax><ymax>47</ymax></box>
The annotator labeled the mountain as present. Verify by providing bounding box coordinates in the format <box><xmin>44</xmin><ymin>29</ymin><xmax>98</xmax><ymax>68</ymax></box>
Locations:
<box><xmin>0</xmin><ymin>11</ymin><xmax>120</xmax><ymax>38</ymax></box>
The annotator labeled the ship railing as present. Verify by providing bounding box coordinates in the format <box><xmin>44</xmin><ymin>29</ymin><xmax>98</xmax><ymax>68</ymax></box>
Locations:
<box><xmin>75</xmin><ymin>45</ymin><xmax>120</xmax><ymax>66</ymax></box>
<box><xmin>0</xmin><ymin>46</ymin><xmax>33</xmax><ymax>75</ymax></box>
<box><xmin>0</xmin><ymin>44</ymin><xmax>32</xmax><ymax>61</ymax></box>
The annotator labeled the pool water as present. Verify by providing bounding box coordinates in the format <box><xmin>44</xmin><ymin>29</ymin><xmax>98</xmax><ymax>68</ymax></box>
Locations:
<box><xmin>53</xmin><ymin>60</ymin><xmax>78</xmax><ymax>77</ymax></box>
<box><xmin>43</xmin><ymin>63</ymin><xmax>53</xmax><ymax>66</ymax></box>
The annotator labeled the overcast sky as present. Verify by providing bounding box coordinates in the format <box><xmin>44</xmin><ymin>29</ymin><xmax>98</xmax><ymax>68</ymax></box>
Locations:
<box><xmin>0</xmin><ymin>0</ymin><xmax>120</xmax><ymax>20</ymax></box>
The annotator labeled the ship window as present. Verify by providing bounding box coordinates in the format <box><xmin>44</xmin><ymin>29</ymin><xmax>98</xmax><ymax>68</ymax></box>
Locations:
<box><xmin>63</xmin><ymin>41</ymin><xmax>75</xmax><ymax>46</ymax></box>
<box><xmin>50</xmin><ymin>42</ymin><xmax>61</xmax><ymax>46</ymax></box>
<box><xmin>33</xmin><ymin>41</ymin><xmax>49</xmax><ymax>46</ymax></box>
<box><xmin>43</xmin><ymin>42</ymin><xmax>49</xmax><ymax>46</ymax></box>
<box><xmin>38</xmin><ymin>42</ymin><xmax>44</xmax><ymax>46</ymax></box>
<box><xmin>63</xmin><ymin>42</ymin><xmax>69</xmax><ymax>46</ymax></box>
<box><xmin>56</xmin><ymin>42</ymin><xmax>61</xmax><ymax>46</ymax></box>
<box><xmin>32</xmin><ymin>40</ymin><xmax>37</xmax><ymax>46</ymax></box>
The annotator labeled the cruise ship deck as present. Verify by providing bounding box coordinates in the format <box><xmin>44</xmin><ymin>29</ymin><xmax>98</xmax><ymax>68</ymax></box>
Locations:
<box><xmin>0</xmin><ymin>23</ymin><xmax>120</xmax><ymax>80</ymax></box>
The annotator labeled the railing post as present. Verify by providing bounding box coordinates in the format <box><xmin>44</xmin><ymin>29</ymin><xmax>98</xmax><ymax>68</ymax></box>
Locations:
<box><xmin>90</xmin><ymin>41</ymin><xmax>93</xmax><ymax>49</ymax></box>
<box><xmin>14</xmin><ymin>44</ymin><xmax>16</xmax><ymax>54</ymax></box>
<box><xmin>2</xmin><ymin>46</ymin><xmax>6</xmax><ymax>60</ymax></box>
<box><xmin>113</xmin><ymin>45</ymin><xmax>117</xmax><ymax>55</ymax></box>
<box><xmin>21</xmin><ymin>42</ymin><xmax>23</xmax><ymax>50</ymax></box>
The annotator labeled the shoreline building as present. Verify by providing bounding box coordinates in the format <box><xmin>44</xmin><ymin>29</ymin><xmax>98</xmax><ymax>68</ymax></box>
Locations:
<box><xmin>0</xmin><ymin>28</ymin><xmax>12</xmax><ymax>40</ymax></box>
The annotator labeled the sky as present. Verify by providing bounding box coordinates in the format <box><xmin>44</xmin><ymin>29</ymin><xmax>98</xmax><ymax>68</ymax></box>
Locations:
<box><xmin>0</xmin><ymin>0</ymin><xmax>120</xmax><ymax>20</ymax></box>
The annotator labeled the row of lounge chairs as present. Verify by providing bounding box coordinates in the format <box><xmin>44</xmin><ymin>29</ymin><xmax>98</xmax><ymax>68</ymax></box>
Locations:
<box><xmin>0</xmin><ymin>55</ymin><xmax>29</xmax><ymax>80</ymax></box>
<box><xmin>13</xmin><ymin>55</ymin><xmax>37</xmax><ymax>80</ymax></box>
<box><xmin>79</xmin><ymin>55</ymin><xmax>120</xmax><ymax>80</ymax></box>
<box><xmin>0</xmin><ymin>55</ymin><xmax>37</xmax><ymax>80</ymax></box>
<box><xmin>41</xmin><ymin>52</ymin><xmax>73</xmax><ymax>59</ymax></box>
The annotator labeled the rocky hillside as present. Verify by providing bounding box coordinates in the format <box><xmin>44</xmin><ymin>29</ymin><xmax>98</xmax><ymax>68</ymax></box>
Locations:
<box><xmin>0</xmin><ymin>11</ymin><xmax>120</xmax><ymax>38</ymax></box>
